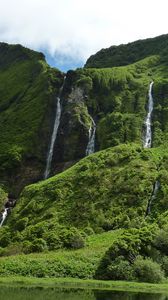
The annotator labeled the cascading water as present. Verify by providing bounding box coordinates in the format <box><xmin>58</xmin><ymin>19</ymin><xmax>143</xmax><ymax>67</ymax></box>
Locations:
<box><xmin>143</xmin><ymin>82</ymin><xmax>160</xmax><ymax>216</ymax></box>
<box><xmin>86</xmin><ymin>116</ymin><xmax>96</xmax><ymax>156</ymax></box>
<box><xmin>44</xmin><ymin>77</ymin><xmax>66</xmax><ymax>179</ymax></box>
<box><xmin>144</xmin><ymin>82</ymin><xmax>154</xmax><ymax>148</ymax></box>
<box><xmin>0</xmin><ymin>197</ymin><xmax>16</xmax><ymax>227</ymax></box>
<box><xmin>146</xmin><ymin>180</ymin><xmax>159</xmax><ymax>216</ymax></box>
<box><xmin>0</xmin><ymin>208</ymin><xmax>8</xmax><ymax>227</ymax></box>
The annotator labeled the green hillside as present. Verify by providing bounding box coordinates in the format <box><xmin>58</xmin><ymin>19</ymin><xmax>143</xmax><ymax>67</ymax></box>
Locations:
<box><xmin>65</xmin><ymin>55</ymin><xmax>168</xmax><ymax>150</ymax></box>
<box><xmin>3</xmin><ymin>144</ymin><xmax>158</xmax><ymax>247</ymax></box>
<box><xmin>0</xmin><ymin>43</ymin><xmax>63</xmax><ymax>195</ymax></box>
<box><xmin>1</xmin><ymin>41</ymin><xmax>168</xmax><ymax>195</ymax></box>
<box><xmin>85</xmin><ymin>34</ymin><xmax>168</xmax><ymax>68</ymax></box>
<box><xmin>1</xmin><ymin>35</ymin><xmax>168</xmax><ymax>283</ymax></box>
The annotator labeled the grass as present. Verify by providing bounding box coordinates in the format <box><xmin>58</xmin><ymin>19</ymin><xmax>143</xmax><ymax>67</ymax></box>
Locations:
<box><xmin>0</xmin><ymin>276</ymin><xmax>168</xmax><ymax>294</ymax></box>
<box><xmin>0</xmin><ymin>230</ymin><xmax>122</xmax><ymax>278</ymax></box>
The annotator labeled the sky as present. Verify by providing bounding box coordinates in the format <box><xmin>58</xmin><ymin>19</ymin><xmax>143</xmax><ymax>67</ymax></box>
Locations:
<box><xmin>0</xmin><ymin>0</ymin><xmax>168</xmax><ymax>71</ymax></box>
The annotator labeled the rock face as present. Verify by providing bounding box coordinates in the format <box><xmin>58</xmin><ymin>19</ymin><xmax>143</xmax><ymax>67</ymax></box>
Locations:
<box><xmin>51</xmin><ymin>81</ymin><xmax>91</xmax><ymax>176</ymax></box>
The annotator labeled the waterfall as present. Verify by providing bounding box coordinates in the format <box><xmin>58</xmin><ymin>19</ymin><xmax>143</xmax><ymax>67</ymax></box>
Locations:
<box><xmin>0</xmin><ymin>208</ymin><xmax>8</xmax><ymax>227</ymax></box>
<box><xmin>143</xmin><ymin>82</ymin><xmax>158</xmax><ymax>216</ymax></box>
<box><xmin>0</xmin><ymin>197</ymin><xmax>16</xmax><ymax>227</ymax></box>
<box><xmin>44</xmin><ymin>77</ymin><xmax>66</xmax><ymax>179</ymax></box>
<box><xmin>144</xmin><ymin>82</ymin><xmax>154</xmax><ymax>148</ymax></box>
<box><xmin>86</xmin><ymin>116</ymin><xmax>96</xmax><ymax>155</ymax></box>
<box><xmin>146</xmin><ymin>180</ymin><xmax>159</xmax><ymax>216</ymax></box>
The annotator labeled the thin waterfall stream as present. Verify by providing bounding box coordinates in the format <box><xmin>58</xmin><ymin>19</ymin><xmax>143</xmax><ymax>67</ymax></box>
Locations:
<box><xmin>146</xmin><ymin>181</ymin><xmax>160</xmax><ymax>216</ymax></box>
<box><xmin>143</xmin><ymin>82</ymin><xmax>159</xmax><ymax>216</ymax></box>
<box><xmin>144</xmin><ymin>81</ymin><xmax>154</xmax><ymax>148</ymax></box>
<box><xmin>86</xmin><ymin>116</ymin><xmax>96</xmax><ymax>155</ymax></box>
<box><xmin>44</xmin><ymin>76</ymin><xmax>66</xmax><ymax>179</ymax></box>
<box><xmin>0</xmin><ymin>208</ymin><xmax>8</xmax><ymax>227</ymax></box>
<box><xmin>0</xmin><ymin>197</ymin><xmax>16</xmax><ymax>227</ymax></box>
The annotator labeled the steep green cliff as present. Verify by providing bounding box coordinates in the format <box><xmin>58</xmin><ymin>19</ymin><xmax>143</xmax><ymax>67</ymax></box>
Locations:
<box><xmin>1</xmin><ymin>35</ymin><xmax>168</xmax><ymax>283</ymax></box>
<box><xmin>0</xmin><ymin>43</ymin><xmax>64</xmax><ymax>195</ymax></box>
<box><xmin>1</xmin><ymin>38</ymin><xmax>168</xmax><ymax>196</ymax></box>
<box><xmin>61</xmin><ymin>54</ymin><xmax>168</xmax><ymax>152</ymax></box>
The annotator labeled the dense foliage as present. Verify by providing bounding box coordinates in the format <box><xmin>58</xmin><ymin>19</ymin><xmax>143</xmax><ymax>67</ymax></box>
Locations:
<box><xmin>85</xmin><ymin>34</ymin><xmax>168</xmax><ymax>68</ymax></box>
<box><xmin>0</xmin><ymin>188</ymin><xmax>7</xmax><ymax>211</ymax></box>
<box><xmin>1</xmin><ymin>36</ymin><xmax>168</xmax><ymax>284</ymax></box>
<box><xmin>0</xmin><ymin>43</ymin><xmax>63</xmax><ymax>194</ymax></box>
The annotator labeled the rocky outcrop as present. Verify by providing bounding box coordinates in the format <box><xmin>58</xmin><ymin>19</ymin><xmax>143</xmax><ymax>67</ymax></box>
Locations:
<box><xmin>50</xmin><ymin>82</ymin><xmax>92</xmax><ymax>176</ymax></box>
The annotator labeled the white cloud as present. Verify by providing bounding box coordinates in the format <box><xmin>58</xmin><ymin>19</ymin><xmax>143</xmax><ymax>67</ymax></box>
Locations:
<box><xmin>0</xmin><ymin>0</ymin><xmax>168</xmax><ymax>68</ymax></box>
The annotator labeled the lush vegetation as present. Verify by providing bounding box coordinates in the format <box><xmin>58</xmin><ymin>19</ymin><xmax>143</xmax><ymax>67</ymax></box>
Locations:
<box><xmin>2</xmin><ymin>36</ymin><xmax>168</xmax><ymax>285</ymax></box>
<box><xmin>0</xmin><ymin>188</ymin><xmax>7</xmax><ymax>211</ymax></box>
<box><xmin>0</xmin><ymin>143</ymin><xmax>168</xmax><ymax>282</ymax></box>
<box><xmin>0</xmin><ymin>144</ymin><xmax>160</xmax><ymax>252</ymax></box>
<box><xmin>0</xmin><ymin>43</ymin><xmax>63</xmax><ymax>195</ymax></box>
<box><xmin>1</xmin><ymin>223</ymin><xmax>168</xmax><ymax>283</ymax></box>
<box><xmin>0</xmin><ymin>230</ymin><xmax>122</xmax><ymax>278</ymax></box>
<box><xmin>67</xmin><ymin>54</ymin><xmax>168</xmax><ymax>150</ymax></box>
<box><xmin>85</xmin><ymin>34</ymin><xmax>168</xmax><ymax>68</ymax></box>
<box><xmin>1</xmin><ymin>39</ymin><xmax>168</xmax><ymax>194</ymax></box>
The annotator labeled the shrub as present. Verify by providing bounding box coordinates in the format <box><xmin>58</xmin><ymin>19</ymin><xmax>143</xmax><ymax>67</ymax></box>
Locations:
<box><xmin>0</xmin><ymin>243</ymin><xmax>23</xmax><ymax>256</ymax></box>
<box><xmin>62</xmin><ymin>228</ymin><xmax>85</xmax><ymax>249</ymax></box>
<box><xmin>0</xmin><ymin>227</ymin><xmax>11</xmax><ymax>247</ymax></box>
<box><xmin>65</xmin><ymin>232</ymin><xmax>85</xmax><ymax>249</ymax></box>
<box><xmin>133</xmin><ymin>256</ymin><xmax>164</xmax><ymax>283</ymax></box>
<box><xmin>0</xmin><ymin>187</ymin><xmax>7</xmax><ymax>211</ymax></box>
<box><xmin>105</xmin><ymin>232</ymin><xmax>141</xmax><ymax>262</ymax></box>
<box><xmin>83</xmin><ymin>226</ymin><xmax>94</xmax><ymax>236</ymax></box>
<box><xmin>30</xmin><ymin>238</ymin><xmax>48</xmax><ymax>253</ymax></box>
<box><xmin>44</xmin><ymin>231</ymin><xmax>63</xmax><ymax>250</ymax></box>
<box><xmin>22</xmin><ymin>222</ymin><xmax>48</xmax><ymax>241</ymax></box>
<box><xmin>95</xmin><ymin>226</ymin><xmax>159</xmax><ymax>280</ymax></box>
<box><xmin>106</xmin><ymin>256</ymin><xmax>134</xmax><ymax>280</ymax></box>
<box><xmin>15</xmin><ymin>217</ymin><xmax>29</xmax><ymax>231</ymax></box>
<box><xmin>76</xmin><ymin>75</ymin><xmax>93</xmax><ymax>93</ymax></box>
<box><xmin>161</xmin><ymin>256</ymin><xmax>168</xmax><ymax>277</ymax></box>
<box><xmin>22</xmin><ymin>240</ymin><xmax>33</xmax><ymax>254</ymax></box>
<box><xmin>154</xmin><ymin>229</ymin><xmax>168</xmax><ymax>255</ymax></box>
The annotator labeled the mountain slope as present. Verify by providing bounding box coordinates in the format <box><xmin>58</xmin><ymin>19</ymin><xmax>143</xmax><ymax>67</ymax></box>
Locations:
<box><xmin>85</xmin><ymin>34</ymin><xmax>168</xmax><ymax>68</ymax></box>
<box><xmin>1</xmin><ymin>36</ymin><xmax>168</xmax><ymax>283</ymax></box>
<box><xmin>64</xmin><ymin>54</ymin><xmax>168</xmax><ymax>151</ymax></box>
<box><xmin>1</xmin><ymin>143</ymin><xmax>167</xmax><ymax>253</ymax></box>
<box><xmin>0</xmin><ymin>39</ymin><xmax>167</xmax><ymax>211</ymax></box>
<box><xmin>1</xmin><ymin>38</ymin><xmax>168</xmax><ymax>197</ymax></box>
<box><xmin>0</xmin><ymin>43</ymin><xmax>65</xmax><ymax>195</ymax></box>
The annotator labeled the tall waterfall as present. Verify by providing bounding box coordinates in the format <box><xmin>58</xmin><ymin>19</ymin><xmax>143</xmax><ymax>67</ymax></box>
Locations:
<box><xmin>146</xmin><ymin>180</ymin><xmax>159</xmax><ymax>216</ymax></box>
<box><xmin>86</xmin><ymin>116</ymin><xmax>96</xmax><ymax>155</ymax></box>
<box><xmin>144</xmin><ymin>82</ymin><xmax>154</xmax><ymax>148</ymax></box>
<box><xmin>44</xmin><ymin>77</ymin><xmax>66</xmax><ymax>179</ymax></box>
<box><xmin>0</xmin><ymin>208</ymin><xmax>8</xmax><ymax>227</ymax></box>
